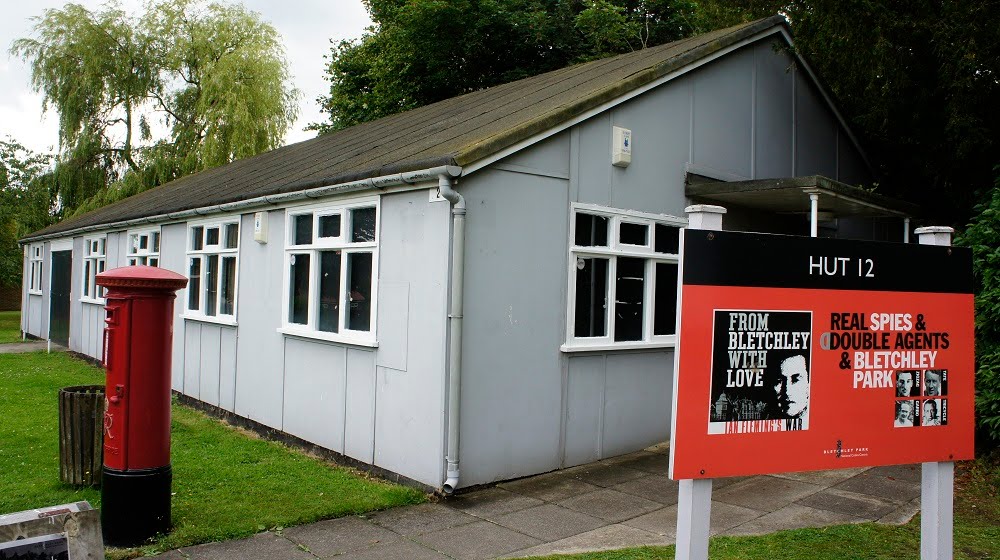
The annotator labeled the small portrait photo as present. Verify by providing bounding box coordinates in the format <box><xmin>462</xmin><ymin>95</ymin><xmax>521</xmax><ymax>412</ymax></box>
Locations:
<box><xmin>894</xmin><ymin>399</ymin><xmax>917</xmax><ymax>428</ymax></box>
<box><xmin>921</xmin><ymin>399</ymin><xmax>947</xmax><ymax>427</ymax></box>
<box><xmin>895</xmin><ymin>370</ymin><xmax>920</xmax><ymax>397</ymax></box>
<box><xmin>923</xmin><ymin>369</ymin><xmax>947</xmax><ymax>397</ymax></box>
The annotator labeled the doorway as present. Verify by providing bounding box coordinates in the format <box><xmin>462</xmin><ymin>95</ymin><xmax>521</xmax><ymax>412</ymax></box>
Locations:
<box><xmin>49</xmin><ymin>250</ymin><xmax>71</xmax><ymax>346</ymax></box>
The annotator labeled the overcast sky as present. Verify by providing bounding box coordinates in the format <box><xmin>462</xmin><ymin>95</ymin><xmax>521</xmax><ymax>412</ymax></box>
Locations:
<box><xmin>0</xmin><ymin>0</ymin><xmax>373</xmax><ymax>155</ymax></box>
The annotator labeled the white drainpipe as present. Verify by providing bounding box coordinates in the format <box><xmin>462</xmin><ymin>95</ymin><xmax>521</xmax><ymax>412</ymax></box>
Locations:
<box><xmin>438</xmin><ymin>170</ymin><xmax>465</xmax><ymax>494</ymax></box>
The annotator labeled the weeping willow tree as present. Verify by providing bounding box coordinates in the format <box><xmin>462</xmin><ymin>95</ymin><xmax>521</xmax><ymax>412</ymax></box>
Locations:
<box><xmin>11</xmin><ymin>0</ymin><xmax>300</xmax><ymax>217</ymax></box>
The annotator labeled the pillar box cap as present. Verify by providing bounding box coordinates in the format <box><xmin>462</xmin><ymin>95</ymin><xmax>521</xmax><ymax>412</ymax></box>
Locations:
<box><xmin>96</xmin><ymin>265</ymin><xmax>188</xmax><ymax>291</ymax></box>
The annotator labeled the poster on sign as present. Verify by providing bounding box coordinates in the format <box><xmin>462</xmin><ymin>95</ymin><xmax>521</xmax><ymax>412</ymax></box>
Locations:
<box><xmin>669</xmin><ymin>230</ymin><xmax>974</xmax><ymax>480</ymax></box>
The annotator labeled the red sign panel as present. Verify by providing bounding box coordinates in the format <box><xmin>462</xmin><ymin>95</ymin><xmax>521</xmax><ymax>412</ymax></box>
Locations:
<box><xmin>669</xmin><ymin>230</ymin><xmax>975</xmax><ymax>480</ymax></box>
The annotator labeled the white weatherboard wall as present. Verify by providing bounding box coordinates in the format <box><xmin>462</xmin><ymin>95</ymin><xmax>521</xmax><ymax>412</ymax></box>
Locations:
<box><xmin>455</xmin><ymin>37</ymin><xmax>873</xmax><ymax>487</ymax></box>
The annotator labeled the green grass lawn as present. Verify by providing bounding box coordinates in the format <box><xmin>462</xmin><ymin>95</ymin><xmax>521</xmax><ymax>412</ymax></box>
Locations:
<box><xmin>0</xmin><ymin>351</ymin><xmax>425</xmax><ymax>558</ymax></box>
<box><xmin>526</xmin><ymin>456</ymin><xmax>1000</xmax><ymax>560</ymax></box>
<box><xmin>0</xmin><ymin>310</ymin><xmax>23</xmax><ymax>343</ymax></box>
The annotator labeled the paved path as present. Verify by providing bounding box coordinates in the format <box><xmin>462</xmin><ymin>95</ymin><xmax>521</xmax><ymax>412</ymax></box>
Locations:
<box><xmin>0</xmin><ymin>341</ymin><xmax>65</xmax><ymax>354</ymax></box>
<box><xmin>157</xmin><ymin>444</ymin><xmax>921</xmax><ymax>560</ymax></box>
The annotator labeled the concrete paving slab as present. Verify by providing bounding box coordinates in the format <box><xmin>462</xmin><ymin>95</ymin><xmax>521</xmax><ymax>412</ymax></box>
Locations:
<box><xmin>722</xmin><ymin>503</ymin><xmax>866</xmax><ymax>536</ymax></box>
<box><xmin>600</xmin><ymin>451</ymin><xmax>655</xmax><ymax>467</ymax></box>
<box><xmin>869</xmin><ymin>463</ymin><xmax>922</xmax><ymax>482</ymax></box>
<box><xmin>710</xmin><ymin>475</ymin><xmax>750</xmax><ymax>490</ymax></box>
<box><xmin>445</xmin><ymin>487</ymin><xmax>544</xmax><ymax>520</ymax></box>
<box><xmin>366</xmin><ymin>502</ymin><xmax>477</xmax><ymax>536</ymax></box>
<box><xmin>617</xmin><ymin>452</ymin><xmax>671</xmax><ymax>475</ymax></box>
<box><xmin>149</xmin><ymin>551</ymin><xmax>186</xmax><ymax>559</ymax></box>
<box><xmin>556</xmin><ymin>488</ymin><xmax>662</xmax><ymax>523</ymax></box>
<box><xmin>0</xmin><ymin>342</ymin><xmax>60</xmax><ymax>354</ymax></box>
<box><xmin>611</xmin><ymin>473</ymin><xmax>679</xmax><ymax>505</ymax></box>
<box><xmin>507</xmin><ymin>523</ymin><xmax>671</xmax><ymax>558</ymax></box>
<box><xmin>335</xmin><ymin>538</ymin><xmax>451</xmax><ymax>560</ymax></box>
<box><xmin>796</xmin><ymin>487</ymin><xmax>900</xmax><ymax>520</ymax></box>
<box><xmin>624</xmin><ymin>501</ymin><xmax>763</xmax><ymax>538</ymax></box>
<box><xmin>877</xmin><ymin>496</ymin><xmax>921</xmax><ymax>525</ymax></box>
<box><xmin>498</xmin><ymin>472</ymin><xmax>601</xmax><ymax>502</ymax></box>
<box><xmin>178</xmin><ymin>531</ymin><xmax>312</xmax><ymax>560</ymax></box>
<box><xmin>713</xmin><ymin>475</ymin><xmax>824</xmax><ymax>512</ymax></box>
<box><xmin>493</xmin><ymin>504</ymin><xmax>607</xmax><ymax>541</ymax></box>
<box><xmin>566</xmin><ymin>464</ymin><xmax>649</xmax><ymax>488</ymax></box>
<box><xmin>770</xmin><ymin>467</ymin><xmax>869</xmax><ymax>486</ymax></box>
<box><xmin>833</xmin><ymin>469</ymin><xmax>921</xmax><ymax>503</ymax></box>
<box><xmin>281</xmin><ymin>516</ymin><xmax>401</xmax><ymax>557</ymax></box>
<box><xmin>414</xmin><ymin>520</ymin><xmax>543</xmax><ymax>560</ymax></box>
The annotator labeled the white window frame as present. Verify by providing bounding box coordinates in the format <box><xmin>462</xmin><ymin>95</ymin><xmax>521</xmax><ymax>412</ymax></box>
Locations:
<box><xmin>80</xmin><ymin>236</ymin><xmax>108</xmax><ymax>304</ymax></box>
<box><xmin>184</xmin><ymin>216</ymin><xmax>240</xmax><ymax>325</ymax></box>
<box><xmin>126</xmin><ymin>227</ymin><xmax>161</xmax><ymax>266</ymax></box>
<box><xmin>27</xmin><ymin>245</ymin><xmax>43</xmax><ymax>295</ymax></box>
<box><xmin>562</xmin><ymin>203</ymin><xmax>686</xmax><ymax>352</ymax></box>
<box><xmin>279</xmin><ymin>196</ymin><xmax>380</xmax><ymax>347</ymax></box>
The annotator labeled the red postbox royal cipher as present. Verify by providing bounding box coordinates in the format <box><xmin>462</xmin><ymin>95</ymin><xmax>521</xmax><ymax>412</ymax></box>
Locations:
<box><xmin>97</xmin><ymin>266</ymin><xmax>186</xmax><ymax>547</ymax></box>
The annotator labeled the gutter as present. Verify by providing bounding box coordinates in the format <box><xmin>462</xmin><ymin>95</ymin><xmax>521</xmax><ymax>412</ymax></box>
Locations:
<box><xmin>438</xmin><ymin>170</ymin><xmax>465</xmax><ymax>495</ymax></box>
<box><xmin>20</xmin><ymin>164</ymin><xmax>462</xmax><ymax>244</ymax></box>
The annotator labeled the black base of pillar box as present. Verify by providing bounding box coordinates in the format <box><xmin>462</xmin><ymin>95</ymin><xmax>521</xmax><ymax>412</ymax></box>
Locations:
<box><xmin>101</xmin><ymin>465</ymin><xmax>172</xmax><ymax>547</ymax></box>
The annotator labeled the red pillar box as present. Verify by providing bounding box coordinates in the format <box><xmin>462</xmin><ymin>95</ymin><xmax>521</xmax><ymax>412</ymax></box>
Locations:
<box><xmin>96</xmin><ymin>265</ymin><xmax>186</xmax><ymax>547</ymax></box>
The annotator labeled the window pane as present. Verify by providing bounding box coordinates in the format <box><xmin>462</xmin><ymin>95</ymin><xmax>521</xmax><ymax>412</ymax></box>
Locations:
<box><xmin>654</xmin><ymin>263</ymin><xmax>679</xmax><ymax>335</ymax></box>
<box><xmin>351</xmin><ymin>207</ymin><xmax>376</xmax><ymax>242</ymax></box>
<box><xmin>224</xmin><ymin>223</ymin><xmax>239</xmax><ymax>249</ymax></box>
<box><xmin>149</xmin><ymin>258</ymin><xmax>158</xmax><ymax>267</ymax></box>
<box><xmin>620</xmin><ymin>222</ymin><xmax>649</xmax><ymax>245</ymax></box>
<box><xmin>127</xmin><ymin>258</ymin><xmax>137</xmax><ymax>266</ymax></box>
<box><xmin>129</xmin><ymin>235</ymin><xmax>138</xmax><ymax>254</ymax></box>
<box><xmin>294</xmin><ymin>214</ymin><xmax>313</xmax><ymax>245</ymax></box>
<box><xmin>83</xmin><ymin>261</ymin><xmax>91</xmax><ymax>297</ymax></box>
<box><xmin>139</xmin><ymin>235</ymin><xmax>148</xmax><ymax>250</ymax></box>
<box><xmin>220</xmin><ymin>256</ymin><xmax>236</xmax><ymax>315</ymax></box>
<box><xmin>188</xmin><ymin>258</ymin><xmax>201</xmax><ymax>310</ymax></box>
<box><xmin>152</xmin><ymin>232</ymin><xmax>160</xmax><ymax>252</ymax></box>
<box><xmin>614</xmin><ymin>257</ymin><xmax>645</xmax><ymax>341</ymax></box>
<box><xmin>319</xmin><ymin>214</ymin><xmax>342</xmax><ymax>238</ymax></box>
<box><xmin>575</xmin><ymin>213</ymin><xmax>608</xmax><ymax>247</ymax></box>
<box><xmin>346</xmin><ymin>252</ymin><xmax>373</xmax><ymax>331</ymax></box>
<box><xmin>205</xmin><ymin>255</ymin><xmax>219</xmax><ymax>316</ymax></box>
<box><xmin>574</xmin><ymin>257</ymin><xmax>608</xmax><ymax>337</ymax></box>
<box><xmin>288</xmin><ymin>253</ymin><xmax>310</xmax><ymax>324</ymax></box>
<box><xmin>206</xmin><ymin>227</ymin><xmax>220</xmax><ymax>246</ymax></box>
<box><xmin>318</xmin><ymin>250</ymin><xmax>342</xmax><ymax>332</ymax></box>
<box><xmin>655</xmin><ymin>224</ymin><xmax>680</xmax><ymax>254</ymax></box>
<box><xmin>98</xmin><ymin>239</ymin><xmax>105</xmax><ymax>254</ymax></box>
<box><xmin>192</xmin><ymin>226</ymin><xmax>204</xmax><ymax>250</ymax></box>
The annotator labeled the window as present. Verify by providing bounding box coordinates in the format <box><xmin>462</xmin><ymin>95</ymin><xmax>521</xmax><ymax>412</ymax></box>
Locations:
<box><xmin>127</xmin><ymin>228</ymin><xmax>161</xmax><ymax>266</ymax></box>
<box><xmin>186</xmin><ymin>218</ymin><xmax>239</xmax><ymax>321</ymax></box>
<box><xmin>28</xmin><ymin>245</ymin><xmax>43</xmax><ymax>294</ymax></box>
<box><xmin>81</xmin><ymin>237</ymin><xmax>107</xmax><ymax>302</ymax></box>
<box><xmin>282</xmin><ymin>198</ymin><xmax>378</xmax><ymax>344</ymax></box>
<box><xmin>564</xmin><ymin>204</ymin><xmax>685</xmax><ymax>350</ymax></box>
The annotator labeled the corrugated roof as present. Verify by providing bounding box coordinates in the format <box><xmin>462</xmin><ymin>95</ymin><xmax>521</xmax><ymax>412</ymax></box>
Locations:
<box><xmin>25</xmin><ymin>16</ymin><xmax>788</xmax><ymax>241</ymax></box>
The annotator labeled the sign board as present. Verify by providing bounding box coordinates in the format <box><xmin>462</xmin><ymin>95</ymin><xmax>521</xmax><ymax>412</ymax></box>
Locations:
<box><xmin>0</xmin><ymin>501</ymin><xmax>103</xmax><ymax>560</ymax></box>
<box><xmin>669</xmin><ymin>230</ymin><xmax>974</xmax><ymax>480</ymax></box>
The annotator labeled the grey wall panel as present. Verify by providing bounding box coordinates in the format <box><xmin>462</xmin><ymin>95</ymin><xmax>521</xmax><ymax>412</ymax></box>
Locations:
<box><xmin>692</xmin><ymin>47</ymin><xmax>754</xmax><ymax>179</ymax></box>
<box><xmin>106</xmin><ymin>232</ymin><xmax>125</xmax><ymax>269</ymax></box>
<box><xmin>374</xmin><ymin>281</ymin><xmax>408</xmax><ymax>371</ymax></box>
<box><xmin>69</xmin><ymin>237</ymin><xmax>84</xmax><ymax>353</ymax></box>
<box><xmin>198</xmin><ymin>325</ymin><xmax>222</xmax><ymax>407</ymax></box>
<box><xmin>160</xmin><ymin>223</ymin><xmax>188</xmax><ymax>393</ymax></box>
<box><xmin>575</xmin><ymin>113</ymin><xmax>613</xmax><ymax>206</ymax></box>
<box><xmin>183</xmin><ymin>321</ymin><xmax>201</xmax><ymax>398</ymax></box>
<box><xmin>564</xmin><ymin>355</ymin><xmax>606</xmax><ymax>467</ymax></box>
<box><xmin>40</xmin><ymin>243</ymin><xmax>49</xmax><ymax>338</ymax></box>
<box><xmin>26</xmin><ymin>295</ymin><xmax>42</xmax><ymax>336</ymax></box>
<box><xmin>219</xmin><ymin>328</ymin><xmax>237</xmax><ymax>412</ymax></box>
<box><xmin>459</xmin><ymin>169</ymin><xmax>568</xmax><ymax>486</ymax></box>
<box><xmin>345</xmin><ymin>348</ymin><xmax>377</xmax><ymax>463</ymax></box>
<box><xmin>234</xmin><ymin>210</ymin><xmax>286</xmax><ymax>429</ymax></box>
<box><xmin>282</xmin><ymin>337</ymin><xmax>347</xmax><ymax>453</ymax></box>
<box><xmin>794</xmin><ymin>74</ymin><xmax>837</xmax><ymax>178</ymax></box>
<box><xmin>601</xmin><ymin>352</ymin><xmax>672</xmax><ymax>458</ymax></box>
<box><xmin>372</xmin><ymin>189</ymin><xmax>450</xmax><ymax>487</ymax></box>
<box><xmin>607</xmin><ymin>84</ymin><xmax>692</xmax><ymax>216</ymax></box>
<box><xmin>502</xmin><ymin>131</ymin><xmax>570</xmax><ymax>176</ymax></box>
<box><xmin>79</xmin><ymin>303</ymin><xmax>104</xmax><ymax>360</ymax></box>
<box><xmin>837</xmin><ymin>132</ymin><xmax>872</xmax><ymax>187</ymax></box>
<box><xmin>754</xmin><ymin>41</ymin><xmax>794</xmax><ymax>179</ymax></box>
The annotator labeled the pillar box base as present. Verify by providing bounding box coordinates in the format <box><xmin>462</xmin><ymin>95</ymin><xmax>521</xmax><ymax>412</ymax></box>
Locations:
<box><xmin>101</xmin><ymin>465</ymin><xmax>172</xmax><ymax>547</ymax></box>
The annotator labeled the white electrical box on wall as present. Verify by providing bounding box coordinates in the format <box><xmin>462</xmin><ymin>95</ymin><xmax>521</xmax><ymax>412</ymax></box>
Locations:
<box><xmin>612</xmin><ymin>126</ymin><xmax>632</xmax><ymax>167</ymax></box>
<box><xmin>253</xmin><ymin>211</ymin><xmax>268</xmax><ymax>243</ymax></box>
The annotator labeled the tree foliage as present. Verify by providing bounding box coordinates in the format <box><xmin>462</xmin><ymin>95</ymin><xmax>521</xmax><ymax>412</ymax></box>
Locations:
<box><xmin>311</xmin><ymin>0</ymin><xmax>711</xmax><ymax>132</ymax></box>
<box><xmin>0</xmin><ymin>140</ymin><xmax>54</xmax><ymax>287</ymax></box>
<box><xmin>11</xmin><ymin>0</ymin><xmax>299</xmax><ymax>218</ymax></box>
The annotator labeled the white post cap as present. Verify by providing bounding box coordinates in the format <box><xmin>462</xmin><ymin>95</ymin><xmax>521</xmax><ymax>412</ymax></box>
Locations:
<box><xmin>914</xmin><ymin>226</ymin><xmax>954</xmax><ymax>247</ymax></box>
<box><xmin>685</xmin><ymin>205</ymin><xmax>726</xmax><ymax>231</ymax></box>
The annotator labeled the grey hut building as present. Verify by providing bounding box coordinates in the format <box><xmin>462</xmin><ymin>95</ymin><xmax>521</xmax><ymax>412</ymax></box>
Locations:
<box><xmin>19</xmin><ymin>16</ymin><xmax>914</xmax><ymax>492</ymax></box>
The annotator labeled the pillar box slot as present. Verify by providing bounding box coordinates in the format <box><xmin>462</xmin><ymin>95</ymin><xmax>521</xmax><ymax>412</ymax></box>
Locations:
<box><xmin>96</xmin><ymin>265</ymin><xmax>186</xmax><ymax>548</ymax></box>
